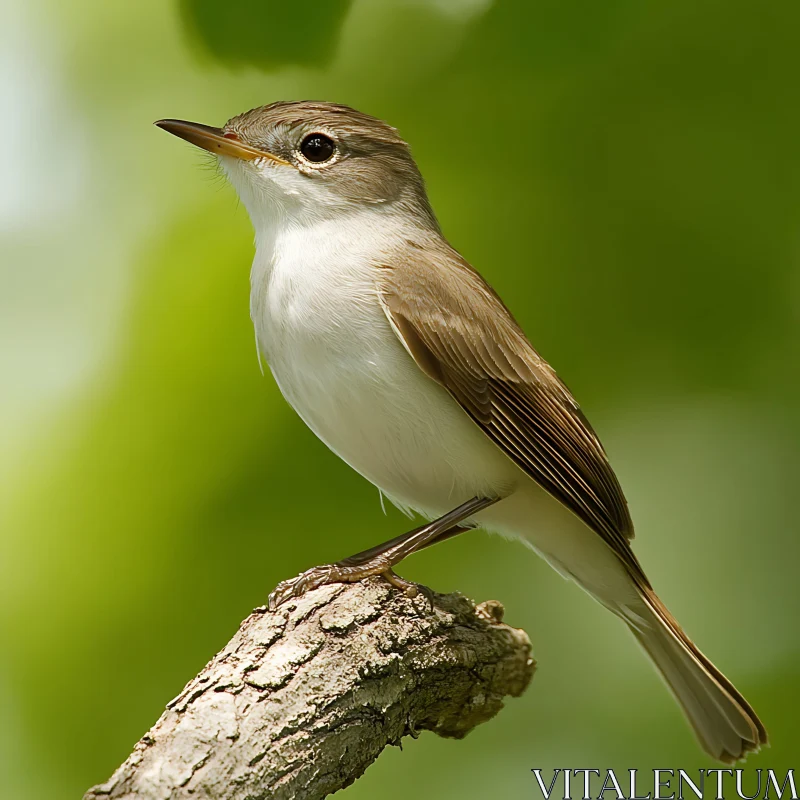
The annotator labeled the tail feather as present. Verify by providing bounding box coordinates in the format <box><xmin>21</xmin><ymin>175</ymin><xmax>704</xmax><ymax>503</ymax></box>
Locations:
<box><xmin>630</xmin><ymin>588</ymin><xmax>767</xmax><ymax>763</ymax></box>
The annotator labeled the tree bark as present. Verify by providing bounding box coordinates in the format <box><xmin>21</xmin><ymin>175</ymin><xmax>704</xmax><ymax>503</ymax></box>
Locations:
<box><xmin>85</xmin><ymin>578</ymin><xmax>534</xmax><ymax>800</ymax></box>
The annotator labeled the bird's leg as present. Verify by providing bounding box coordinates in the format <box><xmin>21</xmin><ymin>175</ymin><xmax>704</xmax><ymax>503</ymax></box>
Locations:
<box><xmin>268</xmin><ymin>495</ymin><xmax>499</xmax><ymax>611</ymax></box>
<box><xmin>335</xmin><ymin>525</ymin><xmax>474</xmax><ymax>567</ymax></box>
<box><xmin>340</xmin><ymin>524</ymin><xmax>475</xmax><ymax>604</ymax></box>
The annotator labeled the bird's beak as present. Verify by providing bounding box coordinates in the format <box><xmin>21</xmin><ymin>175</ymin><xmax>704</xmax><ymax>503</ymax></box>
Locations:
<box><xmin>154</xmin><ymin>119</ymin><xmax>290</xmax><ymax>165</ymax></box>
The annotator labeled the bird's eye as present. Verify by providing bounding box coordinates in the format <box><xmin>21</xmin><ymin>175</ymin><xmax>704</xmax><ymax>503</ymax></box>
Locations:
<box><xmin>299</xmin><ymin>133</ymin><xmax>335</xmax><ymax>163</ymax></box>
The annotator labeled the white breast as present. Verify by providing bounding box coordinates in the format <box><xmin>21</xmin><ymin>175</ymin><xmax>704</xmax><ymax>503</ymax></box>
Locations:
<box><xmin>249</xmin><ymin>212</ymin><xmax>516</xmax><ymax>516</ymax></box>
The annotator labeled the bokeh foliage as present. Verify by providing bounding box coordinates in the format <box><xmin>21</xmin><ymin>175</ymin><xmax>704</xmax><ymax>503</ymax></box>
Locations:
<box><xmin>1</xmin><ymin>1</ymin><xmax>799</xmax><ymax>798</ymax></box>
<box><xmin>180</xmin><ymin>0</ymin><xmax>353</xmax><ymax>70</ymax></box>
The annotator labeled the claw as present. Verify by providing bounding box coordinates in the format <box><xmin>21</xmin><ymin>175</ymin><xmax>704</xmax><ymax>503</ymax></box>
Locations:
<box><xmin>414</xmin><ymin>584</ymin><xmax>435</xmax><ymax>613</ymax></box>
<box><xmin>268</xmin><ymin>565</ymin><xmax>339</xmax><ymax>611</ymax></box>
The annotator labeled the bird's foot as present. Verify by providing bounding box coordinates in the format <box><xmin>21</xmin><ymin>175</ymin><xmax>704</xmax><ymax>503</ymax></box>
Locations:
<box><xmin>268</xmin><ymin>564</ymin><xmax>342</xmax><ymax>611</ymax></box>
<box><xmin>268</xmin><ymin>497</ymin><xmax>497</xmax><ymax>612</ymax></box>
<box><xmin>268</xmin><ymin>561</ymin><xmax>432</xmax><ymax>611</ymax></box>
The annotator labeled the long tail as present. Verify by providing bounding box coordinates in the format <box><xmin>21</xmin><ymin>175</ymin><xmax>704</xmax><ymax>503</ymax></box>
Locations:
<box><xmin>630</xmin><ymin>587</ymin><xmax>768</xmax><ymax>763</ymax></box>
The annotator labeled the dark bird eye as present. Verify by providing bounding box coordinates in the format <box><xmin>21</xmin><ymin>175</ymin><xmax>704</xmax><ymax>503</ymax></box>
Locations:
<box><xmin>300</xmin><ymin>133</ymin><xmax>335</xmax><ymax>163</ymax></box>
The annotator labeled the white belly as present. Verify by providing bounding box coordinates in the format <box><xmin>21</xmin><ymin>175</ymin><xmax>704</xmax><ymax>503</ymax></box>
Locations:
<box><xmin>250</xmin><ymin>222</ymin><xmax>517</xmax><ymax>517</ymax></box>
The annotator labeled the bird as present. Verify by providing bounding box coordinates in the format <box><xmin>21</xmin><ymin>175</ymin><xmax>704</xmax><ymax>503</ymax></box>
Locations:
<box><xmin>156</xmin><ymin>101</ymin><xmax>767</xmax><ymax>763</ymax></box>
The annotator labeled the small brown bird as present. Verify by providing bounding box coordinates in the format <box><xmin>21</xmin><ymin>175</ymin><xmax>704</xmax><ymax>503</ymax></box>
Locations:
<box><xmin>157</xmin><ymin>101</ymin><xmax>767</xmax><ymax>762</ymax></box>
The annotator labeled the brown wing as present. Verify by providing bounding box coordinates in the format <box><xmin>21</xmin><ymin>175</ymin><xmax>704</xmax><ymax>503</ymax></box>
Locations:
<box><xmin>378</xmin><ymin>239</ymin><xmax>642</xmax><ymax>577</ymax></box>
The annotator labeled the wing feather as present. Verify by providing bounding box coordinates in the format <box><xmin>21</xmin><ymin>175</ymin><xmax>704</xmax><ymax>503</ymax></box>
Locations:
<box><xmin>378</xmin><ymin>240</ymin><xmax>642</xmax><ymax>578</ymax></box>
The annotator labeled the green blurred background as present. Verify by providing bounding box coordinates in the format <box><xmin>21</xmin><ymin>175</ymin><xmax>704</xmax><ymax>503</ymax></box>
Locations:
<box><xmin>1</xmin><ymin>1</ymin><xmax>798</xmax><ymax>797</ymax></box>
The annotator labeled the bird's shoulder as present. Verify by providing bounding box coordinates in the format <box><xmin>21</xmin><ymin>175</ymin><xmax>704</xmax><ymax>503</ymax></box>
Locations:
<box><xmin>377</xmin><ymin>233</ymin><xmax>571</xmax><ymax>399</ymax></box>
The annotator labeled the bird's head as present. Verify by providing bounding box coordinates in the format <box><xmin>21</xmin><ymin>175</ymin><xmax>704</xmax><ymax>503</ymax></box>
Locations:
<box><xmin>156</xmin><ymin>101</ymin><xmax>437</xmax><ymax>229</ymax></box>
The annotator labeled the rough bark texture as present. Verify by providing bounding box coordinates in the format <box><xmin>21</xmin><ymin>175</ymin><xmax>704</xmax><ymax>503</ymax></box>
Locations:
<box><xmin>85</xmin><ymin>578</ymin><xmax>534</xmax><ymax>800</ymax></box>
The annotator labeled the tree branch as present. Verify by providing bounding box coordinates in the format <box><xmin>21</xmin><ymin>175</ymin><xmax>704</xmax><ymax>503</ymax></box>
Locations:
<box><xmin>85</xmin><ymin>577</ymin><xmax>535</xmax><ymax>800</ymax></box>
